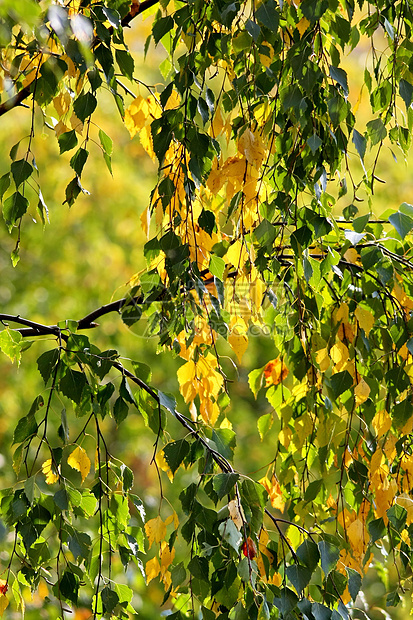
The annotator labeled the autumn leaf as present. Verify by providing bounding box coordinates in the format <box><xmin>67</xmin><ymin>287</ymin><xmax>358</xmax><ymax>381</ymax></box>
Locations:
<box><xmin>228</xmin><ymin>321</ymin><xmax>248</xmax><ymax>363</ymax></box>
<box><xmin>0</xmin><ymin>594</ymin><xmax>8</xmax><ymax>617</ymax></box>
<box><xmin>145</xmin><ymin>556</ymin><xmax>160</xmax><ymax>584</ymax></box>
<box><xmin>354</xmin><ymin>306</ymin><xmax>375</xmax><ymax>336</ymax></box>
<box><xmin>228</xmin><ymin>498</ymin><xmax>244</xmax><ymax>530</ymax></box>
<box><xmin>145</xmin><ymin>516</ymin><xmax>166</xmax><ymax>548</ymax></box>
<box><xmin>67</xmin><ymin>446</ymin><xmax>91</xmax><ymax>484</ymax></box>
<box><xmin>354</xmin><ymin>378</ymin><xmax>370</xmax><ymax>407</ymax></box>
<box><xmin>42</xmin><ymin>458</ymin><xmax>59</xmax><ymax>484</ymax></box>
<box><xmin>263</xmin><ymin>358</ymin><xmax>288</xmax><ymax>387</ymax></box>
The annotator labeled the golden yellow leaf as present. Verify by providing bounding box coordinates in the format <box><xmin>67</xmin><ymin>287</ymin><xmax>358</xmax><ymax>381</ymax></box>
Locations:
<box><xmin>155</xmin><ymin>450</ymin><xmax>174</xmax><ymax>482</ymax></box>
<box><xmin>354</xmin><ymin>378</ymin><xmax>370</xmax><ymax>407</ymax></box>
<box><xmin>145</xmin><ymin>556</ymin><xmax>160</xmax><ymax>584</ymax></box>
<box><xmin>228</xmin><ymin>322</ymin><xmax>248</xmax><ymax>363</ymax></box>
<box><xmin>54</xmin><ymin>121</ymin><xmax>69</xmax><ymax>138</ymax></box>
<box><xmin>330</xmin><ymin>341</ymin><xmax>349</xmax><ymax>371</ymax></box>
<box><xmin>354</xmin><ymin>306</ymin><xmax>375</xmax><ymax>337</ymax></box>
<box><xmin>347</xmin><ymin>518</ymin><xmax>365</xmax><ymax>556</ymax></box>
<box><xmin>124</xmin><ymin>95</ymin><xmax>148</xmax><ymax>138</ymax></box>
<box><xmin>164</xmin><ymin>511</ymin><xmax>179</xmax><ymax>529</ymax></box>
<box><xmin>42</xmin><ymin>458</ymin><xmax>59</xmax><ymax>484</ymax></box>
<box><xmin>0</xmin><ymin>594</ymin><xmax>8</xmax><ymax>617</ymax></box>
<box><xmin>228</xmin><ymin>498</ymin><xmax>244</xmax><ymax>530</ymax></box>
<box><xmin>145</xmin><ymin>516</ymin><xmax>166</xmax><ymax>548</ymax></box>
<box><xmin>67</xmin><ymin>446</ymin><xmax>91</xmax><ymax>484</ymax></box>
<box><xmin>259</xmin><ymin>476</ymin><xmax>285</xmax><ymax>511</ymax></box>
<box><xmin>372</xmin><ymin>410</ymin><xmax>392</xmax><ymax>438</ymax></box>
<box><xmin>237</xmin><ymin>128</ymin><xmax>266</xmax><ymax>169</ymax></box>
<box><xmin>335</xmin><ymin>303</ymin><xmax>349</xmax><ymax>322</ymax></box>
<box><xmin>263</xmin><ymin>358</ymin><xmax>288</xmax><ymax>387</ymax></box>
<box><xmin>139</xmin><ymin>125</ymin><xmax>156</xmax><ymax>161</ymax></box>
<box><xmin>160</xmin><ymin>541</ymin><xmax>175</xmax><ymax>575</ymax></box>
<box><xmin>343</xmin><ymin>248</ymin><xmax>360</xmax><ymax>264</ymax></box>
<box><xmin>316</xmin><ymin>347</ymin><xmax>330</xmax><ymax>372</ymax></box>
<box><xmin>297</xmin><ymin>16</ymin><xmax>310</xmax><ymax>36</ymax></box>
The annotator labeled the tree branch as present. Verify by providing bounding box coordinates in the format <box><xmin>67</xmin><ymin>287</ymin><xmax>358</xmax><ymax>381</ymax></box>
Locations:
<box><xmin>0</xmin><ymin>0</ymin><xmax>159</xmax><ymax>117</ymax></box>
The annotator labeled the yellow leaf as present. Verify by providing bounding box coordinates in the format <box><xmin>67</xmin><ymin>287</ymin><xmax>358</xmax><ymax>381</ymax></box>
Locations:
<box><xmin>237</xmin><ymin>129</ymin><xmax>266</xmax><ymax>169</ymax></box>
<box><xmin>343</xmin><ymin>248</ymin><xmax>360</xmax><ymax>264</ymax></box>
<box><xmin>42</xmin><ymin>458</ymin><xmax>59</xmax><ymax>484</ymax></box>
<box><xmin>346</xmin><ymin>518</ymin><xmax>365</xmax><ymax>554</ymax></box>
<box><xmin>67</xmin><ymin>446</ymin><xmax>91</xmax><ymax>484</ymax></box>
<box><xmin>263</xmin><ymin>358</ymin><xmax>288</xmax><ymax>387</ymax></box>
<box><xmin>124</xmin><ymin>95</ymin><xmax>148</xmax><ymax>138</ymax></box>
<box><xmin>145</xmin><ymin>556</ymin><xmax>160</xmax><ymax>584</ymax></box>
<box><xmin>297</xmin><ymin>16</ymin><xmax>310</xmax><ymax>36</ymax></box>
<box><xmin>354</xmin><ymin>306</ymin><xmax>375</xmax><ymax>337</ymax></box>
<box><xmin>228</xmin><ymin>322</ymin><xmax>248</xmax><ymax>363</ymax></box>
<box><xmin>0</xmin><ymin>594</ymin><xmax>8</xmax><ymax>616</ymax></box>
<box><xmin>372</xmin><ymin>410</ymin><xmax>392</xmax><ymax>438</ymax></box>
<box><xmin>354</xmin><ymin>378</ymin><xmax>370</xmax><ymax>407</ymax></box>
<box><xmin>259</xmin><ymin>475</ymin><xmax>285</xmax><ymax>511</ymax></box>
<box><xmin>164</xmin><ymin>511</ymin><xmax>179</xmax><ymax>529</ymax></box>
<box><xmin>145</xmin><ymin>516</ymin><xmax>166</xmax><ymax>548</ymax></box>
<box><xmin>139</xmin><ymin>125</ymin><xmax>156</xmax><ymax>160</ymax></box>
<box><xmin>316</xmin><ymin>347</ymin><xmax>330</xmax><ymax>372</ymax></box>
<box><xmin>228</xmin><ymin>498</ymin><xmax>244</xmax><ymax>530</ymax></box>
<box><xmin>335</xmin><ymin>303</ymin><xmax>349</xmax><ymax>322</ymax></box>
<box><xmin>160</xmin><ymin>541</ymin><xmax>175</xmax><ymax>575</ymax></box>
<box><xmin>155</xmin><ymin>450</ymin><xmax>174</xmax><ymax>482</ymax></box>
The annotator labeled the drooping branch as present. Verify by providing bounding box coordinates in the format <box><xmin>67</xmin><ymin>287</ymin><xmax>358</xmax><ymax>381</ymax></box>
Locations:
<box><xmin>0</xmin><ymin>0</ymin><xmax>160</xmax><ymax>117</ymax></box>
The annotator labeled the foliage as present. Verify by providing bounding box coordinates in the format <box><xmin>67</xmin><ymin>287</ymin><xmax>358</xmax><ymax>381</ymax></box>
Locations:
<box><xmin>2</xmin><ymin>0</ymin><xmax>413</xmax><ymax>618</ymax></box>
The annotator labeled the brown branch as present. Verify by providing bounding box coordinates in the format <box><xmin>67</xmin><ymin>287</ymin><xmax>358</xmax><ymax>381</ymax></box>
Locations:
<box><xmin>0</xmin><ymin>0</ymin><xmax>160</xmax><ymax>117</ymax></box>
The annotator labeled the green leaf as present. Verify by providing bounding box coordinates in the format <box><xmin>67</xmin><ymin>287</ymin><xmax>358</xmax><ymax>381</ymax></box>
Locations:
<box><xmin>346</xmin><ymin>567</ymin><xmax>362</xmax><ymax>602</ymax></box>
<box><xmin>70</xmin><ymin>148</ymin><xmax>88</xmax><ymax>177</ymax></box>
<box><xmin>3</xmin><ymin>191</ymin><xmax>29</xmax><ymax>230</ymax></box>
<box><xmin>352</xmin><ymin>129</ymin><xmax>366</xmax><ymax>160</ymax></box>
<box><xmin>11</xmin><ymin>159</ymin><xmax>32</xmax><ymax>187</ymax></box>
<box><xmin>387</xmin><ymin>504</ymin><xmax>407</xmax><ymax>531</ymax></box>
<box><xmin>152</xmin><ymin>15</ymin><xmax>174</xmax><ymax>44</ymax></box>
<box><xmin>209</xmin><ymin>254</ymin><xmax>226</xmax><ymax>280</ymax></box>
<box><xmin>318</xmin><ymin>540</ymin><xmax>340</xmax><ymax>576</ymax></box>
<box><xmin>158</xmin><ymin>390</ymin><xmax>176</xmax><ymax>413</ymax></box>
<box><xmin>0</xmin><ymin>328</ymin><xmax>23</xmax><ymax>364</ymax></box>
<box><xmin>68</xmin><ymin>530</ymin><xmax>91</xmax><ymax>560</ymax></box>
<box><xmin>59</xmin><ymin>369</ymin><xmax>87</xmax><ymax>404</ymax></box>
<box><xmin>213</xmin><ymin>473</ymin><xmax>239</xmax><ymax>500</ymax></box>
<box><xmin>368</xmin><ymin>518</ymin><xmax>385</xmax><ymax>544</ymax></box>
<box><xmin>101</xmin><ymin>586</ymin><xmax>119</xmax><ymax>613</ymax></box>
<box><xmin>388</xmin><ymin>212</ymin><xmax>413</xmax><ymax>239</ymax></box>
<box><xmin>327</xmin><ymin>370</ymin><xmax>353</xmax><ymax>399</ymax></box>
<box><xmin>307</xmin><ymin>133</ymin><xmax>322</xmax><ymax>153</ymax></box>
<box><xmin>58</xmin><ymin>129</ymin><xmax>78</xmax><ymax>154</ymax></box>
<box><xmin>131</xmin><ymin>361</ymin><xmax>152</xmax><ymax>383</ymax></box>
<box><xmin>37</xmin><ymin>349</ymin><xmax>59</xmax><ymax>384</ymax></box>
<box><xmin>57</xmin><ymin>571</ymin><xmax>79</xmax><ymax>605</ymax></box>
<box><xmin>286</xmin><ymin>564</ymin><xmax>313</xmax><ymax>595</ymax></box>
<box><xmin>329</xmin><ymin>66</ymin><xmax>349</xmax><ymax>96</ymax></box>
<box><xmin>0</xmin><ymin>172</ymin><xmax>11</xmax><ymax>200</ymax></box>
<box><xmin>257</xmin><ymin>413</ymin><xmax>273</xmax><ymax>440</ymax></box>
<box><xmin>366</xmin><ymin>118</ymin><xmax>387</xmax><ymax>145</ymax></box>
<box><xmin>255</xmin><ymin>0</ymin><xmax>279</xmax><ymax>31</ymax></box>
<box><xmin>163</xmin><ymin>439</ymin><xmax>190</xmax><ymax>474</ymax></box>
<box><xmin>114</xmin><ymin>396</ymin><xmax>129</xmax><ymax>424</ymax></box>
<box><xmin>273</xmin><ymin>588</ymin><xmax>298</xmax><ymax>616</ymax></box>
<box><xmin>115</xmin><ymin>48</ymin><xmax>135</xmax><ymax>81</ymax></box>
<box><xmin>171</xmin><ymin>562</ymin><xmax>187</xmax><ymax>588</ymax></box>
<box><xmin>296</xmin><ymin>539</ymin><xmax>320</xmax><ymax>571</ymax></box>
<box><xmin>188</xmin><ymin>555</ymin><xmax>209</xmax><ymax>582</ymax></box>
<box><xmin>218</xmin><ymin>518</ymin><xmax>242</xmax><ymax>551</ymax></box>
<box><xmin>99</xmin><ymin>128</ymin><xmax>113</xmax><ymax>155</ymax></box>
<box><xmin>399</xmin><ymin>78</ymin><xmax>413</xmax><ymax>109</ymax></box>
<box><xmin>73</xmin><ymin>92</ymin><xmax>97</xmax><ymax>122</ymax></box>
